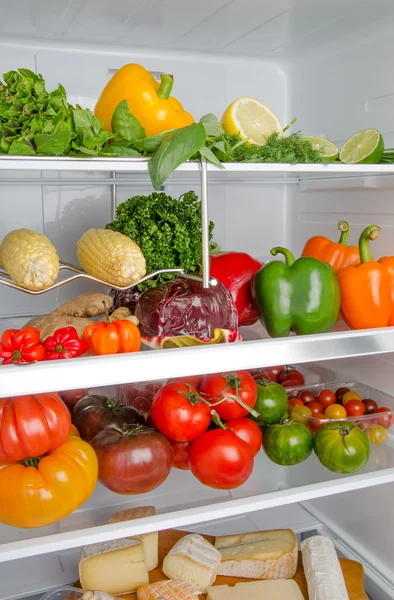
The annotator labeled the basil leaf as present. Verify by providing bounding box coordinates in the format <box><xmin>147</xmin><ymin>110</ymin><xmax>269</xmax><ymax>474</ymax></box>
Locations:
<box><xmin>111</xmin><ymin>100</ymin><xmax>145</xmax><ymax>141</ymax></box>
<box><xmin>8</xmin><ymin>139</ymin><xmax>36</xmax><ymax>155</ymax></box>
<box><xmin>134</xmin><ymin>134</ymin><xmax>165</xmax><ymax>153</ymax></box>
<box><xmin>200</xmin><ymin>113</ymin><xmax>224</xmax><ymax>138</ymax></box>
<box><xmin>199</xmin><ymin>145</ymin><xmax>224</xmax><ymax>168</ymax></box>
<box><xmin>34</xmin><ymin>121</ymin><xmax>71</xmax><ymax>155</ymax></box>
<box><xmin>148</xmin><ymin>123</ymin><xmax>206</xmax><ymax>190</ymax></box>
<box><xmin>101</xmin><ymin>145</ymin><xmax>141</xmax><ymax>157</ymax></box>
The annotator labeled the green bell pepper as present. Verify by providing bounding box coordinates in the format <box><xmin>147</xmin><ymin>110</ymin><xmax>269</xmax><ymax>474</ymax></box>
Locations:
<box><xmin>251</xmin><ymin>247</ymin><xmax>340</xmax><ymax>337</ymax></box>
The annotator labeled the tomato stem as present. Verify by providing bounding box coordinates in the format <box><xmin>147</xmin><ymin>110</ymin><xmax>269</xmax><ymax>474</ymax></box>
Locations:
<box><xmin>222</xmin><ymin>372</ymin><xmax>259</xmax><ymax>418</ymax></box>
<box><xmin>210</xmin><ymin>410</ymin><xmax>227</xmax><ymax>430</ymax></box>
<box><xmin>22</xmin><ymin>456</ymin><xmax>42</xmax><ymax>468</ymax></box>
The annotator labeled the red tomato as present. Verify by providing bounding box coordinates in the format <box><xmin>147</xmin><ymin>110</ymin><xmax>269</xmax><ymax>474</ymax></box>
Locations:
<box><xmin>170</xmin><ymin>440</ymin><xmax>192</xmax><ymax>470</ymax></box>
<box><xmin>289</xmin><ymin>398</ymin><xmax>304</xmax><ymax>408</ymax></box>
<box><xmin>308</xmin><ymin>401</ymin><xmax>324</xmax><ymax>415</ymax></box>
<box><xmin>251</xmin><ymin>366</ymin><xmax>284</xmax><ymax>381</ymax></box>
<box><xmin>188</xmin><ymin>430</ymin><xmax>254</xmax><ymax>489</ymax></box>
<box><xmin>200</xmin><ymin>371</ymin><xmax>257</xmax><ymax>420</ymax></box>
<box><xmin>362</xmin><ymin>399</ymin><xmax>378</xmax><ymax>415</ymax></box>
<box><xmin>253</xmin><ymin>371</ymin><xmax>277</xmax><ymax>383</ymax></box>
<box><xmin>281</xmin><ymin>380</ymin><xmax>303</xmax><ymax>389</ymax></box>
<box><xmin>226</xmin><ymin>418</ymin><xmax>262</xmax><ymax>457</ymax></box>
<box><xmin>59</xmin><ymin>389</ymin><xmax>89</xmax><ymax>408</ymax></box>
<box><xmin>170</xmin><ymin>375</ymin><xmax>203</xmax><ymax>388</ymax></box>
<box><xmin>308</xmin><ymin>413</ymin><xmax>327</xmax><ymax>433</ymax></box>
<box><xmin>92</xmin><ymin>425</ymin><xmax>172</xmax><ymax>494</ymax></box>
<box><xmin>278</xmin><ymin>367</ymin><xmax>305</xmax><ymax>386</ymax></box>
<box><xmin>300</xmin><ymin>391</ymin><xmax>316</xmax><ymax>405</ymax></box>
<box><xmin>345</xmin><ymin>399</ymin><xmax>366</xmax><ymax>417</ymax></box>
<box><xmin>375</xmin><ymin>407</ymin><xmax>394</xmax><ymax>429</ymax></box>
<box><xmin>151</xmin><ymin>382</ymin><xmax>211</xmax><ymax>442</ymax></box>
<box><xmin>317</xmin><ymin>389</ymin><xmax>336</xmax><ymax>410</ymax></box>
<box><xmin>335</xmin><ymin>387</ymin><xmax>351</xmax><ymax>404</ymax></box>
<box><xmin>0</xmin><ymin>393</ymin><xmax>71</xmax><ymax>462</ymax></box>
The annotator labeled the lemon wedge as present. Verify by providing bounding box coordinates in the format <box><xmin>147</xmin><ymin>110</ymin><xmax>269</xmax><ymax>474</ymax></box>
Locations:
<box><xmin>221</xmin><ymin>96</ymin><xmax>283</xmax><ymax>145</ymax></box>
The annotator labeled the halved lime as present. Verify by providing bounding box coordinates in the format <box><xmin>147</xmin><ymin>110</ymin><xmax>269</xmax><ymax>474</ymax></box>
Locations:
<box><xmin>304</xmin><ymin>136</ymin><xmax>339</xmax><ymax>160</ymax></box>
<box><xmin>340</xmin><ymin>129</ymin><xmax>384</xmax><ymax>164</ymax></box>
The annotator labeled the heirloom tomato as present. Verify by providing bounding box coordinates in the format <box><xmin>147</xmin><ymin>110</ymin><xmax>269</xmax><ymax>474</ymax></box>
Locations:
<box><xmin>314</xmin><ymin>422</ymin><xmax>370</xmax><ymax>474</ymax></box>
<box><xmin>263</xmin><ymin>418</ymin><xmax>313</xmax><ymax>465</ymax></box>
<box><xmin>252</xmin><ymin>380</ymin><xmax>288</xmax><ymax>426</ymax></box>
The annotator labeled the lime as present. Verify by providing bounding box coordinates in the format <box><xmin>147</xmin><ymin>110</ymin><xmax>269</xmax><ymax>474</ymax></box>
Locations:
<box><xmin>221</xmin><ymin>96</ymin><xmax>283</xmax><ymax>145</ymax></box>
<box><xmin>303</xmin><ymin>136</ymin><xmax>339</xmax><ymax>160</ymax></box>
<box><xmin>340</xmin><ymin>129</ymin><xmax>384</xmax><ymax>164</ymax></box>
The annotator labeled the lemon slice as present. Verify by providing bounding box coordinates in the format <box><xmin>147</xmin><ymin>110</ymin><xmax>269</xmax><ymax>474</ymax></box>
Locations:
<box><xmin>221</xmin><ymin>96</ymin><xmax>283</xmax><ymax>145</ymax></box>
<box><xmin>340</xmin><ymin>129</ymin><xmax>384</xmax><ymax>164</ymax></box>
<box><xmin>304</xmin><ymin>136</ymin><xmax>339</xmax><ymax>160</ymax></box>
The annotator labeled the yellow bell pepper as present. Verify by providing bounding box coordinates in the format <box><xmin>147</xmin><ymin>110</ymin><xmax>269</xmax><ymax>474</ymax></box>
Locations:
<box><xmin>94</xmin><ymin>64</ymin><xmax>194</xmax><ymax>137</ymax></box>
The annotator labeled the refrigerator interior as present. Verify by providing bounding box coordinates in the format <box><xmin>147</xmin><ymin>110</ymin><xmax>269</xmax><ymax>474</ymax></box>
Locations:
<box><xmin>1</xmin><ymin>1</ymin><xmax>394</xmax><ymax>598</ymax></box>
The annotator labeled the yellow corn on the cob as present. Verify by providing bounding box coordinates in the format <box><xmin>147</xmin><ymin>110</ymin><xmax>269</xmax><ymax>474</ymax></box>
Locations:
<box><xmin>137</xmin><ymin>580</ymin><xmax>199</xmax><ymax>600</ymax></box>
<box><xmin>77</xmin><ymin>228</ymin><xmax>146</xmax><ymax>287</ymax></box>
<box><xmin>0</xmin><ymin>228</ymin><xmax>59</xmax><ymax>291</ymax></box>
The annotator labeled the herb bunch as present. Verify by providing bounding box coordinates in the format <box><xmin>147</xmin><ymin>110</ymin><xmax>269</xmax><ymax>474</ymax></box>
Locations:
<box><xmin>106</xmin><ymin>190</ymin><xmax>214</xmax><ymax>291</ymax></box>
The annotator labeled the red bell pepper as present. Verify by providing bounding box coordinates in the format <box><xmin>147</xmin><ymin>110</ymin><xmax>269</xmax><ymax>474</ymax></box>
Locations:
<box><xmin>0</xmin><ymin>326</ymin><xmax>47</xmax><ymax>365</ymax></box>
<box><xmin>44</xmin><ymin>326</ymin><xmax>89</xmax><ymax>360</ymax></box>
<box><xmin>210</xmin><ymin>252</ymin><xmax>263</xmax><ymax>326</ymax></box>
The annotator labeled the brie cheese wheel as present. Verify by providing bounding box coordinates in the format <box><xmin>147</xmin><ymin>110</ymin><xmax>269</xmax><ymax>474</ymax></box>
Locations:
<box><xmin>162</xmin><ymin>533</ymin><xmax>221</xmax><ymax>592</ymax></box>
<box><xmin>301</xmin><ymin>536</ymin><xmax>349</xmax><ymax>600</ymax></box>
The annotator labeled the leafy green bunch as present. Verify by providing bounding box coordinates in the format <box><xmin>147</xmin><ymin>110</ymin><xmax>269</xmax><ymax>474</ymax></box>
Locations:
<box><xmin>106</xmin><ymin>190</ymin><xmax>214</xmax><ymax>291</ymax></box>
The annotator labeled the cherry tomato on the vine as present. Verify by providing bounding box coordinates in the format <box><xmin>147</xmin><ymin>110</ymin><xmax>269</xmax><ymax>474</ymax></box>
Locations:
<box><xmin>318</xmin><ymin>390</ymin><xmax>336</xmax><ymax>410</ymax></box>
<box><xmin>188</xmin><ymin>430</ymin><xmax>254</xmax><ymax>489</ymax></box>
<box><xmin>345</xmin><ymin>399</ymin><xmax>365</xmax><ymax>417</ymax></box>
<box><xmin>151</xmin><ymin>382</ymin><xmax>211</xmax><ymax>442</ymax></box>
<box><xmin>200</xmin><ymin>371</ymin><xmax>257</xmax><ymax>421</ymax></box>
<box><xmin>226</xmin><ymin>417</ymin><xmax>262</xmax><ymax>457</ymax></box>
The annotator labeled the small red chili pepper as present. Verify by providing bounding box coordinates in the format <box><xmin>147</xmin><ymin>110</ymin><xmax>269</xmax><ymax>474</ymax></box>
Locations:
<box><xmin>44</xmin><ymin>327</ymin><xmax>89</xmax><ymax>360</ymax></box>
<box><xmin>0</xmin><ymin>327</ymin><xmax>47</xmax><ymax>365</ymax></box>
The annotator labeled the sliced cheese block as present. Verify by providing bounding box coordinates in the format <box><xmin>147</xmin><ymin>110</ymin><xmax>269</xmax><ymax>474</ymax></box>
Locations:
<box><xmin>215</xmin><ymin>529</ymin><xmax>297</xmax><ymax>579</ymax></box>
<box><xmin>207</xmin><ymin>579</ymin><xmax>304</xmax><ymax>600</ymax></box>
<box><xmin>79</xmin><ymin>538</ymin><xmax>149</xmax><ymax>595</ymax></box>
<box><xmin>162</xmin><ymin>533</ymin><xmax>221</xmax><ymax>593</ymax></box>
<box><xmin>109</xmin><ymin>505</ymin><xmax>158</xmax><ymax>570</ymax></box>
<box><xmin>301</xmin><ymin>536</ymin><xmax>350</xmax><ymax>600</ymax></box>
<box><xmin>137</xmin><ymin>579</ymin><xmax>200</xmax><ymax>600</ymax></box>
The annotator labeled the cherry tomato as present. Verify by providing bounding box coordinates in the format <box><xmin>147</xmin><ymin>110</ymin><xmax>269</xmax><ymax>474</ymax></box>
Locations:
<box><xmin>289</xmin><ymin>398</ymin><xmax>304</xmax><ymax>408</ymax></box>
<box><xmin>375</xmin><ymin>407</ymin><xmax>394</xmax><ymax>430</ymax></box>
<box><xmin>325</xmin><ymin>404</ymin><xmax>347</xmax><ymax>419</ymax></box>
<box><xmin>300</xmin><ymin>391</ymin><xmax>316</xmax><ymax>406</ymax></box>
<box><xmin>200</xmin><ymin>371</ymin><xmax>257</xmax><ymax>420</ymax></box>
<box><xmin>308</xmin><ymin>401</ymin><xmax>324</xmax><ymax>415</ymax></box>
<box><xmin>362</xmin><ymin>399</ymin><xmax>378</xmax><ymax>414</ymax></box>
<box><xmin>188</xmin><ymin>430</ymin><xmax>254</xmax><ymax>489</ymax></box>
<box><xmin>278</xmin><ymin>367</ymin><xmax>305</xmax><ymax>386</ymax></box>
<box><xmin>345</xmin><ymin>399</ymin><xmax>366</xmax><ymax>417</ymax></box>
<box><xmin>281</xmin><ymin>380</ymin><xmax>303</xmax><ymax>389</ymax></box>
<box><xmin>291</xmin><ymin>405</ymin><xmax>312</xmax><ymax>423</ymax></box>
<box><xmin>309</xmin><ymin>413</ymin><xmax>327</xmax><ymax>434</ymax></box>
<box><xmin>151</xmin><ymin>382</ymin><xmax>211</xmax><ymax>442</ymax></box>
<box><xmin>226</xmin><ymin>418</ymin><xmax>262</xmax><ymax>457</ymax></box>
<box><xmin>342</xmin><ymin>391</ymin><xmax>362</xmax><ymax>406</ymax></box>
<box><xmin>335</xmin><ymin>387</ymin><xmax>351</xmax><ymax>404</ymax></box>
<box><xmin>170</xmin><ymin>440</ymin><xmax>192</xmax><ymax>470</ymax></box>
<box><xmin>317</xmin><ymin>390</ymin><xmax>336</xmax><ymax>410</ymax></box>
<box><xmin>368</xmin><ymin>424</ymin><xmax>388</xmax><ymax>445</ymax></box>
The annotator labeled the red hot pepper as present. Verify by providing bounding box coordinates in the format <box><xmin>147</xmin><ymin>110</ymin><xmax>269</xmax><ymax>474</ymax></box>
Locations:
<box><xmin>44</xmin><ymin>327</ymin><xmax>89</xmax><ymax>360</ymax></box>
<box><xmin>0</xmin><ymin>327</ymin><xmax>47</xmax><ymax>365</ymax></box>
<box><xmin>210</xmin><ymin>252</ymin><xmax>263</xmax><ymax>326</ymax></box>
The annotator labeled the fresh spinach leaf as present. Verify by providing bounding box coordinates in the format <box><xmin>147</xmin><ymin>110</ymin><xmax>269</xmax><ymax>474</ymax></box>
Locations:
<box><xmin>8</xmin><ymin>139</ymin><xmax>36</xmax><ymax>155</ymax></box>
<box><xmin>111</xmin><ymin>100</ymin><xmax>145</xmax><ymax>141</ymax></box>
<box><xmin>34</xmin><ymin>121</ymin><xmax>71</xmax><ymax>155</ymax></box>
<box><xmin>148</xmin><ymin>123</ymin><xmax>206</xmax><ymax>189</ymax></box>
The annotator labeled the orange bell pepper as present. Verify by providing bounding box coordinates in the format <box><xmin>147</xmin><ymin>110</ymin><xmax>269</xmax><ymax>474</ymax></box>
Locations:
<box><xmin>378</xmin><ymin>256</ymin><xmax>394</xmax><ymax>325</ymax></box>
<box><xmin>338</xmin><ymin>225</ymin><xmax>392</xmax><ymax>329</ymax></box>
<box><xmin>94</xmin><ymin>64</ymin><xmax>194</xmax><ymax>136</ymax></box>
<box><xmin>83</xmin><ymin>319</ymin><xmax>141</xmax><ymax>356</ymax></box>
<box><xmin>302</xmin><ymin>221</ymin><xmax>360</xmax><ymax>272</ymax></box>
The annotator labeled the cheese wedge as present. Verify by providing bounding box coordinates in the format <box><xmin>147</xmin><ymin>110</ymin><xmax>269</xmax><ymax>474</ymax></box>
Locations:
<box><xmin>79</xmin><ymin>538</ymin><xmax>149</xmax><ymax>595</ymax></box>
<box><xmin>207</xmin><ymin>579</ymin><xmax>304</xmax><ymax>600</ymax></box>
<box><xmin>109</xmin><ymin>505</ymin><xmax>158</xmax><ymax>570</ymax></box>
<box><xmin>137</xmin><ymin>579</ymin><xmax>200</xmax><ymax>600</ymax></box>
<box><xmin>215</xmin><ymin>529</ymin><xmax>297</xmax><ymax>579</ymax></box>
<box><xmin>162</xmin><ymin>533</ymin><xmax>221</xmax><ymax>593</ymax></box>
<box><xmin>301</xmin><ymin>536</ymin><xmax>349</xmax><ymax>600</ymax></box>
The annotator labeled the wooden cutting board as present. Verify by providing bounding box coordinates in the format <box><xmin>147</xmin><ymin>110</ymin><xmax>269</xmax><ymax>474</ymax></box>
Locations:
<box><xmin>115</xmin><ymin>529</ymin><xmax>368</xmax><ymax>600</ymax></box>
